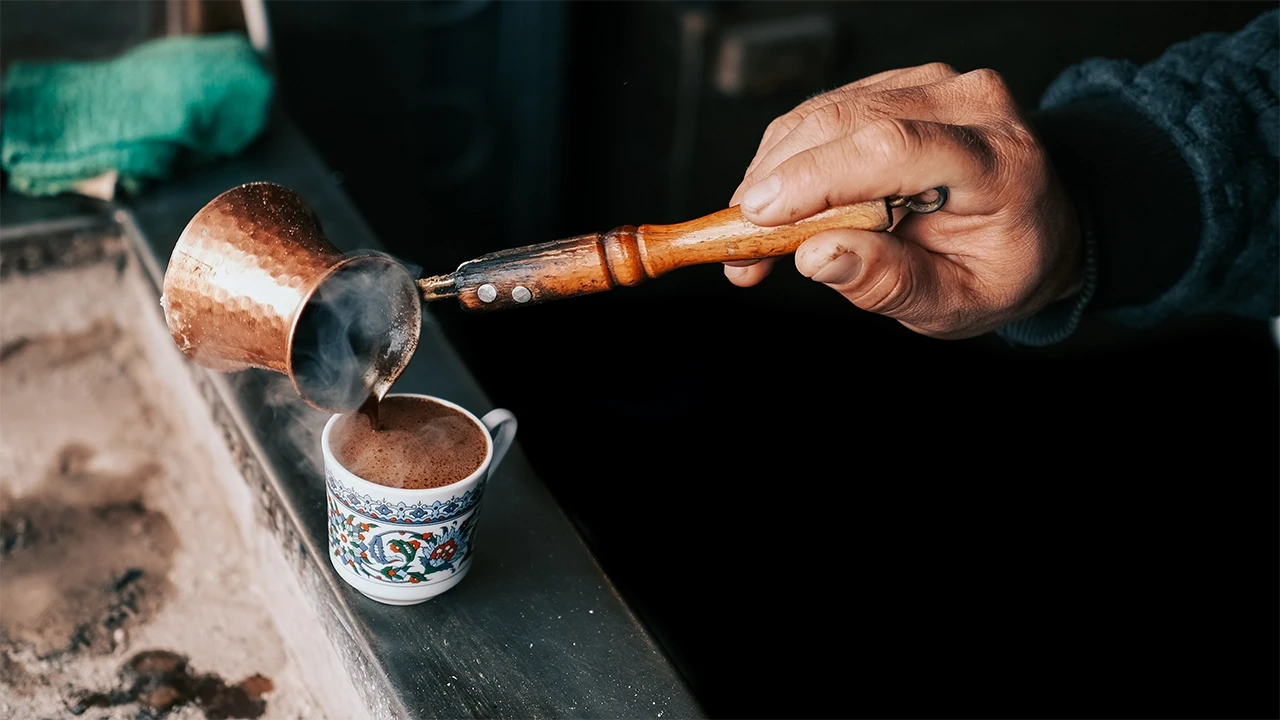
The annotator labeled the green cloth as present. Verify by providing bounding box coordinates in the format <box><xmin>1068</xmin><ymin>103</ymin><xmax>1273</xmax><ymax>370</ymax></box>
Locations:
<box><xmin>1</xmin><ymin>33</ymin><xmax>272</xmax><ymax>197</ymax></box>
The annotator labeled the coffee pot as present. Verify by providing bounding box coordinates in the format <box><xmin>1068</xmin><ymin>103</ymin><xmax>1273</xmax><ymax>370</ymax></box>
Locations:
<box><xmin>161</xmin><ymin>182</ymin><xmax>946</xmax><ymax>413</ymax></box>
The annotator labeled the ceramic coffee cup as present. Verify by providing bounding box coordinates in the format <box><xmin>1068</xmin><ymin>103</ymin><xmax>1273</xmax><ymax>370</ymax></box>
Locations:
<box><xmin>321</xmin><ymin>394</ymin><xmax>516</xmax><ymax>605</ymax></box>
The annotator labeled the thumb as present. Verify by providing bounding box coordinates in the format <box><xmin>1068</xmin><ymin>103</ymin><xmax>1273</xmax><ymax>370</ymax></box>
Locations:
<box><xmin>795</xmin><ymin>228</ymin><xmax>948</xmax><ymax>326</ymax></box>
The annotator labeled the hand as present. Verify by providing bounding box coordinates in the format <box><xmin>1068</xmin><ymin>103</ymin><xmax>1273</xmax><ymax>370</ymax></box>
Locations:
<box><xmin>723</xmin><ymin>64</ymin><xmax>1084</xmax><ymax>339</ymax></box>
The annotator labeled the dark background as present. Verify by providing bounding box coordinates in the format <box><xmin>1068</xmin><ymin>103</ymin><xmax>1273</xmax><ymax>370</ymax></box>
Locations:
<box><xmin>264</xmin><ymin>3</ymin><xmax>1279</xmax><ymax>718</ymax></box>
<box><xmin>266</xmin><ymin>2</ymin><xmax>1277</xmax><ymax>718</ymax></box>
<box><xmin>6</xmin><ymin>2</ymin><xmax>1277</xmax><ymax>717</ymax></box>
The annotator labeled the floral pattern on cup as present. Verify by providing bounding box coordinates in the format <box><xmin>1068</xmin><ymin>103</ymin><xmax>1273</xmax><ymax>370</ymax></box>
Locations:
<box><xmin>328</xmin><ymin>498</ymin><xmax>480</xmax><ymax>585</ymax></box>
<box><xmin>326</xmin><ymin>469</ymin><xmax>484</xmax><ymax>526</ymax></box>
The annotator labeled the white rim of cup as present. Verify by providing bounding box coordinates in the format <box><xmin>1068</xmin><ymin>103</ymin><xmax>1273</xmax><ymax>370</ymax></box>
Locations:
<box><xmin>320</xmin><ymin>393</ymin><xmax>495</xmax><ymax>493</ymax></box>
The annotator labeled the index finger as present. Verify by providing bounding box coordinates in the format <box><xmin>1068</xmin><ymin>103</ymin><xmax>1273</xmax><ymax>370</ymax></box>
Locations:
<box><xmin>738</xmin><ymin>63</ymin><xmax>963</xmax><ymax>190</ymax></box>
<box><xmin>740</xmin><ymin>118</ymin><xmax>996</xmax><ymax>225</ymax></box>
<box><xmin>740</xmin><ymin>79</ymin><xmax>990</xmax><ymax>203</ymax></box>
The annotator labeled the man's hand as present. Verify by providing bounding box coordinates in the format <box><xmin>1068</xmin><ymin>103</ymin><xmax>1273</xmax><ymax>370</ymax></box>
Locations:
<box><xmin>724</xmin><ymin>63</ymin><xmax>1084</xmax><ymax>339</ymax></box>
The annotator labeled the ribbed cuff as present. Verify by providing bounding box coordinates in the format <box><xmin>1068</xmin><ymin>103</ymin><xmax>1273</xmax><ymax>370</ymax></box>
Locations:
<box><xmin>998</xmin><ymin>205</ymin><xmax>1098</xmax><ymax>347</ymax></box>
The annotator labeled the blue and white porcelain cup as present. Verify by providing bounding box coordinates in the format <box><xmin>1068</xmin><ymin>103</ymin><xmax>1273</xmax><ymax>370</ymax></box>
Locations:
<box><xmin>322</xmin><ymin>393</ymin><xmax>517</xmax><ymax>605</ymax></box>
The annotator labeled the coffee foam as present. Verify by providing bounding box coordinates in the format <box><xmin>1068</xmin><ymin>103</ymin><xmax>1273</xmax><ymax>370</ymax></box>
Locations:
<box><xmin>330</xmin><ymin>397</ymin><xmax>487</xmax><ymax>489</ymax></box>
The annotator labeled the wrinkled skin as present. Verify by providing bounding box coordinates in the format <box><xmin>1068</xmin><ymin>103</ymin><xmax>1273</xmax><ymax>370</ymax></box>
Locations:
<box><xmin>724</xmin><ymin>63</ymin><xmax>1084</xmax><ymax>339</ymax></box>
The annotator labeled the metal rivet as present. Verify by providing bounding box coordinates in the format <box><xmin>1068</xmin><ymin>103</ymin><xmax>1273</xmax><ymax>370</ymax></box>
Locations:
<box><xmin>512</xmin><ymin>286</ymin><xmax>532</xmax><ymax>303</ymax></box>
<box><xmin>477</xmin><ymin>284</ymin><xmax>498</xmax><ymax>303</ymax></box>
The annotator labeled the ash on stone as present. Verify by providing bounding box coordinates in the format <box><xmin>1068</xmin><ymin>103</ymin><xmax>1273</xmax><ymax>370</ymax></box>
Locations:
<box><xmin>70</xmin><ymin>649</ymin><xmax>274</xmax><ymax>719</ymax></box>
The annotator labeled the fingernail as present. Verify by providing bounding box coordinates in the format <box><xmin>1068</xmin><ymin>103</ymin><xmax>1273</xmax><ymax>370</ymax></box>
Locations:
<box><xmin>811</xmin><ymin>252</ymin><xmax>862</xmax><ymax>285</ymax></box>
<box><xmin>742</xmin><ymin>174</ymin><xmax>781</xmax><ymax>213</ymax></box>
<box><xmin>724</xmin><ymin>264</ymin><xmax>748</xmax><ymax>279</ymax></box>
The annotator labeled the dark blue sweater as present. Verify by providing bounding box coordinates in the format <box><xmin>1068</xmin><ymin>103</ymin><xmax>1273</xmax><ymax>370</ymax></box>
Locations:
<box><xmin>1000</xmin><ymin>9</ymin><xmax>1278</xmax><ymax>345</ymax></box>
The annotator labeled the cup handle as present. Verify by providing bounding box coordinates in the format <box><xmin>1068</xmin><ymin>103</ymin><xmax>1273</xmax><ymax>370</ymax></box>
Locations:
<box><xmin>480</xmin><ymin>408</ymin><xmax>517</xmax><ymax>473</ymax></box>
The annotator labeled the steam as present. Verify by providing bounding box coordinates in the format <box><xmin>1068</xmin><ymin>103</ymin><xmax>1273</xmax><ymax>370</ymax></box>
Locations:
<box><xmin>290</xmin><ymin>253</ymin><xmax>422</xmax><ymax>412</ymax></box>
<box><xmin>229</xmin><ymin>252</ymin><xmax>423</xmax><ymax>480</ymax></box>
<box><xmin>412</xmin><ymin>418</ymin><xmax>468</xmax><ymax>450</ymax></box>
<box><xmin>253</xmin><ymin>372</ymin><xmax>330</xmax><ymax>480</ymax></box>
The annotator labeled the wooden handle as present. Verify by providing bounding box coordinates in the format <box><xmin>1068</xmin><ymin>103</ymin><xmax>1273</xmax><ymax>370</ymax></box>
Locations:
<box><xmin>443</xmin><ymin>199</ymin><xmax>892</xmax><ymax>311</ymax></box>
<box><xmin>639</xmin><ymin>198</ymin><xmax>893</xmax><ymax>275</ymax></box>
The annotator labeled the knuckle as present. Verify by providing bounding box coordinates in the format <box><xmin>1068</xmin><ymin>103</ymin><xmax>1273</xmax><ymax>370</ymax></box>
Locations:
<box><xmin>863</xmin><ymin>117</ymin><xmax>919</xmax><ymax>163</ymax></box>
<box><xmin>764</xmin><ymin>111</ymin><xmax>804</xmax><ymax>141</ymax></box>
<box><xmin>807</xmin><ymin>102</ymin><xmax>850</xmax><ymax>137</ymax></box>
<box><xmin>966</xmin><ymin>68</ymin><xmax>1013</xmax><ymax>98</ymax></box>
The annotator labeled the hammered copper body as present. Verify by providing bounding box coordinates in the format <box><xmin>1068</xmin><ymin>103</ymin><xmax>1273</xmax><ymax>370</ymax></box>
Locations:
<box><xmin>161</xmin><ymin>182</ymin><xmax>420</xmax><ymax>413</ymax></box>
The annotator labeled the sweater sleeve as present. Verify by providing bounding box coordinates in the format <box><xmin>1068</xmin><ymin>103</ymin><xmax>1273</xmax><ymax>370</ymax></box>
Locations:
<box><xmin>999</xmin><ymin>9</ymin><xmax>1279</xmax><ymax>346</ymax></box>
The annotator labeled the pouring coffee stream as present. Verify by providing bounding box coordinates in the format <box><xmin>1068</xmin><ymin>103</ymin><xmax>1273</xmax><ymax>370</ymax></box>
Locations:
<box><xmin>161</xmin><ymin>182</ymin><xmax>948</xmax><ymax>416</ymax></box>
